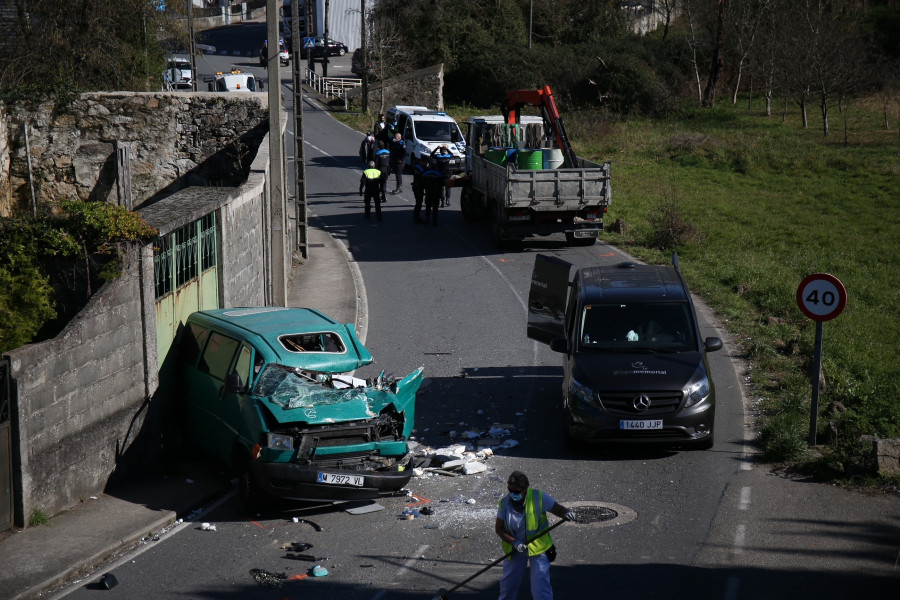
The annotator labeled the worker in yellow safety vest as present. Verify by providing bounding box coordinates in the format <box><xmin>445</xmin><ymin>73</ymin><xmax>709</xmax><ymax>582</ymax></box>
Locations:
<box><xmin>495</xmin><ymin>471</ymin><xmax>575</xmax><ymax>600</ymax></box>
<box><xmin>359</xmin><ymin>161</ymin><xmax>384</xmax><ymax>221</ymax></box>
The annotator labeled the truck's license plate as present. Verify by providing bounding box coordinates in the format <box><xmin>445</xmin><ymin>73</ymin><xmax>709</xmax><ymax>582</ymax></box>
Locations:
<box><xmin>620</xmin><ymin>420</ymin><xmax>663</xmax><ymax>430</ymax></box>
<box><xmin>317</xmin><ymin>472</ymin><xmax>364</xmax><ymax>486</ymax></box>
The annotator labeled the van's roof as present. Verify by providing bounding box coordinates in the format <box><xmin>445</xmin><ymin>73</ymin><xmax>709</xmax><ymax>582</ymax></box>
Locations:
<box><xmin>390</xmin><ymin>106</ymin><xmax>456</xmax><ymax>121</ymax></box>
<box><xmin>578</xmin><ymin>263</ymin><xmax>690</xmax><ymax>303</ymax></box>
<box><xmin>187</xmin><ymin>307</ymin><xmax>373</xmax><ymax>372</ymax></box>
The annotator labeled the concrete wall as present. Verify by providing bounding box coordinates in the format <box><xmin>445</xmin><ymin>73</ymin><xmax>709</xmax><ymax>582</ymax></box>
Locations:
<box><xmin>346</xmin><ymin>64</ymin><xmax>445</xmax><ymax>115</ymax></box>
<box><xmin>1</xmin><ymin>92</ymin><xmax>277</xmax><ymax>526</ymax></box>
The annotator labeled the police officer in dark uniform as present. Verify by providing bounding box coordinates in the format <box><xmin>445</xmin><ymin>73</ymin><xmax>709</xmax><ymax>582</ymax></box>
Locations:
<box><xmin>388</xmin><ymin>133</ymin><xmax>407</xmax><ymax>194</ymax></box>
<box><xmin>430</xmin><ymin>145</ymin><xmax>453</xmax><ymax>207</ymax></box>
<box><xmin>411</xmin><ymin>160</ymin><xmax>426</xmax><ymax>223</ymax></box>
<box><xmin>375</xmin><ymin>141</ymin><xmax>392</xmax><ymax>204</ymax></box>
<box><xmin>422</xmin><ymin>159</ymin><xmax>444</xmax><ymax>226</ymax></box>
<box><xmin>359</xmin><ymin>161</ymin><xmax>384</xmax><ymax>220</ymax></box>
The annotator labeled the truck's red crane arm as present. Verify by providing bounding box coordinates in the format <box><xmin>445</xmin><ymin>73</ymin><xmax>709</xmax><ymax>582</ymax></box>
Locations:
<box><xmin>500</xmin><ymin>86</ymin><xmax>578</xmax><ymax>168</ymax></box>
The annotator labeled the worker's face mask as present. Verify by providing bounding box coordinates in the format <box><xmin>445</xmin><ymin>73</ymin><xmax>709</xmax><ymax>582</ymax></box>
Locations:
<box><xmin>508</xmin><ymin>492</ymin><xmax>524</xmax><ymax>502</ymax></box>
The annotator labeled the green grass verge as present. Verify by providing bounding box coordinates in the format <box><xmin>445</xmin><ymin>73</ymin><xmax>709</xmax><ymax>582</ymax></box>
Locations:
<box><xmin>336</xmin><ymin>99</ymin><xmax>900</xmax><ymax>479</ymax></box>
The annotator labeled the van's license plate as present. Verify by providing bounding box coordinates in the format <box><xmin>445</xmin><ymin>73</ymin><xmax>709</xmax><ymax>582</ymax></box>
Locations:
<box><xmin>317</xmin><ymin>473</ymin><xmax>364</xmax><ymax>486</ymax></box>
<box><xmin>620</xmin><ymin>420</ymin><xmax>663</xmax><ymax>430</ymax></box>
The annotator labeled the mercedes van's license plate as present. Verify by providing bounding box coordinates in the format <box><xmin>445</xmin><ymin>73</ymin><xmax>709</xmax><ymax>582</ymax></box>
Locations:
<box><xmin>318</xmin><ymin>472</ymin><xmax>364</xmax><ymax>486</ymax></box>
<box><xmin>620</xmin><ymin>420</ymin><xmax>663</xmax><ymax>430</ymax></box>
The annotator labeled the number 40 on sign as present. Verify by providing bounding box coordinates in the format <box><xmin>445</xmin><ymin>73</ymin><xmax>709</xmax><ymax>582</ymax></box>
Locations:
<box><xmin>796</xmin><ymin>273</ymin><xmax>847</xmax><ymax>446</ymax></box>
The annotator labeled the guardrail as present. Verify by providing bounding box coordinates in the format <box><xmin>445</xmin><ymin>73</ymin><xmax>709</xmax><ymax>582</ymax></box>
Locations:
<box><xmin>305</xmin><ymin>70</ymin><xmax>362</xmax><ymax>107</ymax></box>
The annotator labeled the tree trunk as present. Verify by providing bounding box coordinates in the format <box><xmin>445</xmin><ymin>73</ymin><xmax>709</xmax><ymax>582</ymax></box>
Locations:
<box><xmin>703</xmin><ymin>0</ymin><xmax>728</xmax><ymax>107</ymax></box>
<box><xmin>821</xmin><ymin>97</ymin><xmax>830</xmax><ymax>136</ymax></box>
<box><xmin>732</xmin><ymin>60</ymin><xmax>744</xmax><ymax>105</ymax></box>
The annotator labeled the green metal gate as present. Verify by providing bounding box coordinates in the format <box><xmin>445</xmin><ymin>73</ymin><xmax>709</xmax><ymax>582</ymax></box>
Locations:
<box><xmin>154</xmin><ymin>213</ymin><xmax>219</xmax><ymax>368</ymax></box>
<box><xmin>0</xmin><ymin>358</ymin><xmax>12</xmax><ymax>532</ymax></box>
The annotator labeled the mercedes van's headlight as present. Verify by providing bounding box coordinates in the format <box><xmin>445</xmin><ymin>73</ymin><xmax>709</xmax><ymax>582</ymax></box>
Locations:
<box><xmin>267</xmin><ymin>432</ymin><xmax>294</xmax><ymax>451</ymax></box>
<box><xmin>570</xmin><ymin>376</ymin><xmax>597</xmax><ymax>408</ymax></box>
<box><xmin>685</xmin><ymin>377</ymin><xmax>711</xmax><ymax>408</ymax></box>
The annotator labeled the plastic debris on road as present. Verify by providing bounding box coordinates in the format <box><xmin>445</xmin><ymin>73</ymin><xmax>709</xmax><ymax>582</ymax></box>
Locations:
<box><xmin>200</xmin><ymin>522</ymin><xmax>217</xmax><ymax>531</ymax></box>
<box><xmin>250</xmin><ymin>568</ymin><xmax>287</xmax><ymax>588</ymax></box>
<box><xmin>310</xmin><ymin>565</ymin><xmax>329</xmax><ymax>577</ymax></box>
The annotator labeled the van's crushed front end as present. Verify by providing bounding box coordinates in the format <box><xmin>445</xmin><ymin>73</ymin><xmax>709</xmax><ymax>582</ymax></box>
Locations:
<box><xmin>248</xmin><ymin>366</ymin><xmax>423</xmax><ymax>501</ymax></box>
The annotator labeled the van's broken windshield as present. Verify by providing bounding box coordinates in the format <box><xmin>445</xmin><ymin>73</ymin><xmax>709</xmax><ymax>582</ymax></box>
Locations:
<box><xmin>254</xmin><ymin>364</ymin><xmax>391</xmax><ymax>410</ymax></box>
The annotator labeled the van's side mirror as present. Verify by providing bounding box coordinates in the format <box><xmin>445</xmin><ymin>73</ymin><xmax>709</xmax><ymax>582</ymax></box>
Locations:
<box><xmin>705</xmin><ymin>337</ymin><xmax>723</xmax><ymax>352</ymax></box>
<box><xmin>225</xmin><ymin>372</ymin><xmax>246</xmax><ymax>393</ymax></box>
<box><xmin>549</xmin><ymin>338</ymin><xmax>569</xmax><ymax>354</ymax></box>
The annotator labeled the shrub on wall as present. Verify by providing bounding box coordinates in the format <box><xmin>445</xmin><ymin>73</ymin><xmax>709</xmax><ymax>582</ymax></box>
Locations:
<box><xmin>0</xmin><ymin>201</ymin><xmax>157</xmax><ymax>354</ymax></box>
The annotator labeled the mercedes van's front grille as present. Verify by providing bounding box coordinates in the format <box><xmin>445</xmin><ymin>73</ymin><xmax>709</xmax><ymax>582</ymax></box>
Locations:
<box><xmin>597</xmin><ymin>391</ymin><xmax>683</xmax><ymax>416</ymax></box>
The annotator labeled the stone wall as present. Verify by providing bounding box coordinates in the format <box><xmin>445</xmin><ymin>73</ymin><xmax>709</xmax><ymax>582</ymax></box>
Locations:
<box><xmin>346</xmin><ymin>64</ymin><xmax>445</xmax><ymax>114</ymax></box>
<box><xmin>1</xmin><ymin>92</ymin><xmax>277</xmax><ymax>526</ymax></box>
<box><xmin>0</xmin><ymin>93</ymin><xmax>269</xmax><ymax>217</ymax></box>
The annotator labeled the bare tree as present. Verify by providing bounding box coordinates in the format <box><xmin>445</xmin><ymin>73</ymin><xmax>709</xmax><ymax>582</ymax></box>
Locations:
<box><xmin>728</xmin><ymin>0</ymin><xmax>772</xmax><ymax>104</ymax></box>
<box><xmin>702</xmin><ymin>0</ymin><xmax>728</xmax><ymax>107</ymax></box>
<box><xmin>683</xmin><ymin>0</ymin><xmax>705</xmax><ymax>106</ymax></box>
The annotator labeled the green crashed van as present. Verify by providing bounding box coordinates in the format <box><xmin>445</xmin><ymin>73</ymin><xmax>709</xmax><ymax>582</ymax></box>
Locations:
<box><xmin>176</xmin><ymin>307</ymin><xmax>423</xmax><ymax>506</ymax></box>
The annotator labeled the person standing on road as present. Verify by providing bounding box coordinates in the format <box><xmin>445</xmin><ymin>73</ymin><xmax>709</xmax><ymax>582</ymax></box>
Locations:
<box><xmin>411</xmin><ymin>160</ymin><xmax>426</xmax><ymax>223</ymax></box>
<box><xmin>375</xmin><ymin>141</ymin><xmax>392</xmax><ymax>204</ymax></box>
<box><xmin>421</xmin><ymin>159</ymin><xmax>444</xmax><ymax>226</ymax></box>
<box><xmin>375</xmin><ymin>113</ymin><xmax>389</xmax><ymax>145</ymax></box>
<box><xmin>359</xmin><ymin>131</ymin><xmax>376</xmax><ymax>166</ymax></box>
<box><xmin>388</xmin><ymin>132</ymin><xmax>407</xmax><ymax>194</ymax></box>
<box><xmin>359</xmin><ymin>161</ymin><xmax>383</xmax><ymax>221</ymax></box>
<box><xmin>430</xmin><ymin>145</ymin><xmax>454</xmax><ymax>207</ymax></box>
<box><xmin>495</xmin><ymin>471</ymin><xmax>574</xmax><ymax>600</ymax></box>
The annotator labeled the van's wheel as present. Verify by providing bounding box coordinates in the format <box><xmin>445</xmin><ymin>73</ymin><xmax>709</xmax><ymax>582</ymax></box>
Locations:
<box><xmin>233</xmin><ymin>446</ymin><xmax>267</xmax><ymax>514</ymax></box>
<box><xmin>565</xmin><ymin>232</ymin><xmax>597</xmax><ymax>247</ymax></box>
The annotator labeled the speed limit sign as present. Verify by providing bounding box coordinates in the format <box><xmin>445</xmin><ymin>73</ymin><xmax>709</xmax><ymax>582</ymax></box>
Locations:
<box><xmin>796</xmin><ymin>273</ymin><xmax>847</xmax><ymax>322</ymax></box>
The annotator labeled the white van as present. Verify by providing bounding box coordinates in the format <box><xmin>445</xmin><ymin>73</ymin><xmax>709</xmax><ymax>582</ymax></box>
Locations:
<box><xmin>385</xmin><ymin>106</ymin><xmax>466</xmax><ymax>173</ymax></box>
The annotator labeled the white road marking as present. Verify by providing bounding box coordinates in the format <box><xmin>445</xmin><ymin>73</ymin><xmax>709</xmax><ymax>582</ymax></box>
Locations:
<box><xmin>733</xmin><ymin>524</ymin><xmax>746</xmax><ymax>555</ymax></box>
<box><xmin>738</xmin><ymin>486</ymin><xmax>751</xmax><ymax>510</ymax></box>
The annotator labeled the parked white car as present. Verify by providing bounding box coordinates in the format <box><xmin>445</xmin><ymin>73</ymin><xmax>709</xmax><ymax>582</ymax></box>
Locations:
<box><xmin>164</xmin><ymin>57</ymin><xmax>193</xmax><ymax>90</ymax></box>
<box><xmin>208</xmin><ymin>70</ymin><xmax>263</xmax><ymax>92</ymax></box>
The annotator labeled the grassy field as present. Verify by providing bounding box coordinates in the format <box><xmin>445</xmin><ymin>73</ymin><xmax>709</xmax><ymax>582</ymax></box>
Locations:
<box><xmin>335</xmin><ymin>98</ymin><xmax>900</xmax><ymax>480</ymax></box>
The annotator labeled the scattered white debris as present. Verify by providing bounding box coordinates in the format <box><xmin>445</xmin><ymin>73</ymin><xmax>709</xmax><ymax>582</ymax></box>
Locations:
<box><xmin>501</xmin><ymin>439</ymin><xmax>519</xmax><ymax>449</ymax></box>
<box><xmin>292</xmin><ymin>517</ymin><xmax>299</xmax><ymax>523</ymax></box>
<box><xmin>413</xmin><ymin>467</ymin><xmax>425</xmax><ymax>477</ymax></box>
<box><xmin>477</xmin><ymin>409</ymin><xmax>484</xmax><ymax>415</ymax></box>
<box><xmin>466</xmin><ymin>498</ymin><xmax>476</xmax><ymax>505</ymax></box>
<box><xmin>461</xmin><ymin>430</ymin><xmax>480</xmax><ymax>439</ymax></box>
<box><xmin>462</xmin><ymin>462</ymin><xmax>487</xmax><ymax>475</ymax></box>
<box><xmin>200</xmin><ymin>522</ymin><xmax>217</xmax><ymax>531</ymax></box>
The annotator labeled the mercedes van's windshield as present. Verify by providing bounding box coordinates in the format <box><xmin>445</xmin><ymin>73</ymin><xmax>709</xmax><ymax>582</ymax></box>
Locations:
<box><xmin>579</xmin><ymin>302</ymin><xmax>697</xmax><ymax>352</ymax></box>
<box><xmin>414</xmin><ymin>121</ymin><xmax>462</xmax><ymax>143</ymax></box>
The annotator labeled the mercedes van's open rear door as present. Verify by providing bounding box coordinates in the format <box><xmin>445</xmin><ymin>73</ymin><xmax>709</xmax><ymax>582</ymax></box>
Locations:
<box><xmin>527</xmin><ymin>254</ymin><xmax>572</xmax><ymax>345</ymax></box>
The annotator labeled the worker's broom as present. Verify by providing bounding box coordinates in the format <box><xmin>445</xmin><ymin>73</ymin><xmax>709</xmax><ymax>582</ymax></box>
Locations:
<box><xmin>430</xmin><ymin>518</ymin><xmax>567</xmax><ymax>600</ymax></box>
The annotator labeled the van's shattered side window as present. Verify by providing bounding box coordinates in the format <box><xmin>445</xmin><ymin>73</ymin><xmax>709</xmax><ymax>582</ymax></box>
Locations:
<box><xmin>255</xmin><ymin>365</ymin><xmax>390</xmax><ymax>410</ymax></box>
<box><xmin>279</xmin><ymin>332</ymin><xmax>346</xmax><ymax>353</ymax></box>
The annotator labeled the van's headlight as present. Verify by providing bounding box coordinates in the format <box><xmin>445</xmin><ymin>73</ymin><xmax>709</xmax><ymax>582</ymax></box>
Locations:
<box><xmin>570</xmin><ymin>376</ymin><xmax>597</xmax><ymax>408</ymax></box>
<box><xmin>267</xmin><ymin>433</ymin><xmax>294</xmax><ymax>450</ymax></box>
<box><xmin>685</xmin><ymin>378</ymin><xmax>711</xmax><ymax>407</ymax></box>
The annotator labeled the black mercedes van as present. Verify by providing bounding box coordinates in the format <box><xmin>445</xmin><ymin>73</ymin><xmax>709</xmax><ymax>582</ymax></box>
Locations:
<box><xmin>527</xmin><ymin>254</ymin><xmax>723</xmax><ymax>449</ymax></box>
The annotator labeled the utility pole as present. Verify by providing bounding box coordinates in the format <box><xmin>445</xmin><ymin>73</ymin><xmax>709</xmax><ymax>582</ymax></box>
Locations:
<box><xmin>292</xmin><ymin>0</ymin><xmax>308</xmax><ymax>260</ymax></box>
<box><xmin>360</xmin><ymin>0</ymin><xmax>367</xmax><ymax>113</ymax></box>
<box><xmin>322</xmin><ymin>0</ymin><xmax>330</xmax><ymax>78</ymax></box>
<box><xmin>267</xmin><ymin>0</ymin><xmax>287</xmax><ymax>305</ymax></box>
<box><xmin>187</xmin><ymin>0</ymin><xmax>197</xmax><ymax>91</ymax></box>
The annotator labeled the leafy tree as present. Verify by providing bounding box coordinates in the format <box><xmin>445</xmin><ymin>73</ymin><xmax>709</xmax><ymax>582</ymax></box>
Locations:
<box><xmin>0</xmin><ymin>0</ymin><xmax>185</xmax><ymax>95</ymax></box>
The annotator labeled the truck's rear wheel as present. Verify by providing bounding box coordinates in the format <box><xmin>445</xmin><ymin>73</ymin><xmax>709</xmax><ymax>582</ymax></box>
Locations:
<box><xmin>460</xmin><ymin>187</ymin><xmax>480</xmax><ymax>222</ymax></box>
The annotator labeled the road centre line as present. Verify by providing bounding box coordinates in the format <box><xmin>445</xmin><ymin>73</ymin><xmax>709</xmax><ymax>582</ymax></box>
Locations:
<box><xmin>732</xmin><ymin>524</ymin><xmax>746</xmax><ymax>555</ymax></box>
<box><xmin>738</xmin><ymin>486</ymin><xmax>751</xmax><ymax>510</ymax></box>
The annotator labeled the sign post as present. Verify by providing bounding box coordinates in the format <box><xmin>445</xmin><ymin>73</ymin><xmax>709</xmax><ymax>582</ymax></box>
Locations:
<box><xmin>795</xmin><ymin>273</ymin><xmax>847</xmax><ymax>446</ymax></box>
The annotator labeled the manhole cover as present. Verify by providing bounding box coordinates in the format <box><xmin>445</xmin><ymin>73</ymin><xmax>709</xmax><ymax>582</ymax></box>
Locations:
<box><xmin>571</xmin><ymin>505</ymin><xmax>618</xmax><ymax>524</ymax></box>
<box><xmin>561</xmin><ymin>501</ymin><xmax>637</xmax><ymax>528</ymax></box>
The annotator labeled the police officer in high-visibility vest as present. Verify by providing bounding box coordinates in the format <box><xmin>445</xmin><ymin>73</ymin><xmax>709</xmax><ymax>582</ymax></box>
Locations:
<box><xmin>359</xmin><ymin>161</ymin><xmax>384</xmax><ymax>220</ymax></box>
<box><xmin>495</xmin><ymin>471</ymin><xmax>575</xmax><ymax>600</ymax></box>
